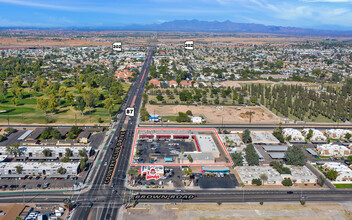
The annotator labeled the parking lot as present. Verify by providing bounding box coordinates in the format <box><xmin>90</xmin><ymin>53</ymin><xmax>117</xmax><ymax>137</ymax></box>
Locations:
<box><xmin>0</xmin><ymin>127</ymin><xmax>104</xmax><ymax>191</ymax></box>
<box><xmin>196</xmin><ymin>174</ymin><xmax>238</xmax><ymax>189</ymax></box>
<box><xmin>135</xmin><ymin>139</ymin><xmax>196</xmax><ymax>164</ymax></box>
<box><xmin>132</xmin><ymin>166</ymin><xmax>185</xmax><ymax>188</ymax></box>
<box><xmin>0</xmin><ymin>175</ymin><xmax>82</xmax><ymax>191</ymax></box>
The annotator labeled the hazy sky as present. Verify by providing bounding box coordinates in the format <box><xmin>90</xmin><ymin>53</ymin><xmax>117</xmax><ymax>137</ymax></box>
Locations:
<box><xmin>1</xmin><ymin>0</ymin><xmax>352</xmax><ymax>30</ymax></box>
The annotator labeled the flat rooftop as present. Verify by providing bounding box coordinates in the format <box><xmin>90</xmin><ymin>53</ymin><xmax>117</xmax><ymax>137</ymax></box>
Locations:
<box><xmin>250</xmin><ymin>131</ymin><xmax>280</xmax><ymax>144</ymax></box>
<box><xmin>263</xmin><ymin>146</ymin><xmax>288</xmax><ymax>152</ymax></box>
<box><xmin>196</xmin><ymin>135</ymin><xmax>219</xmax><ymax>153</ymax></box>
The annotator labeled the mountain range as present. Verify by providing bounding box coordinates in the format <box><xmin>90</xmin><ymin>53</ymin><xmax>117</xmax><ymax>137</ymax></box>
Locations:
<box><xmin>120</xmin><ymin>19</ymin><xmax>352</xmax><ymax>37</ymax></box>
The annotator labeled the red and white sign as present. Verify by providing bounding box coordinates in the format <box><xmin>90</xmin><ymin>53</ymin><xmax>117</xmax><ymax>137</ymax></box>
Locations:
<box><xmin>139</xmin><ymin>165</ymin><xmax>164</xmax><ymax>180</ymax></box>
<box><xmin>146</xmin><ymin>168</ymin><xmax>160</xmax><ymax>180</ymax></box>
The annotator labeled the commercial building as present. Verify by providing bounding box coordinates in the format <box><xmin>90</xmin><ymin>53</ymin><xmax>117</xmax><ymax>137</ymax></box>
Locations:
<box><xmin>250</xmin><ymin>131</ymin><xmax>280</xmax><ymax>145</ymax></box>
<box><xmin>316</xmin><ymin>144</ymin><xmax>350</xmax><ymax>157</ymax></box>
<box><xmin>236</xmin><ymin>166</ymin><xmax>283</xmax><ymax>185</ymax></box>
<box><xmin>133</xmin><ymin>128</ymin><xmax>231</xmax><ymax>166</ymax></box>
<box><xmin>186</xmin><ymin>152</ymin><xmax>214</xmax><ymax>163</ymax></box>
<box><xmin>0</xmin><ymin>162</ymin><xmax>80</xmax><ymax>177</ymax></box>
<box><xmin>139</xmin><ymin>165</ymin><xmax>164</xmax><ymax>180</ymax></box>
<box><xmin>196</xmin><ymin>135</ymin><xmax>220</xmax><ymax>158</ymax></box>
<box><xmin>236</xmin><ymin>165</ymin><xmax>317</xmax><ymax>185</ymax></box>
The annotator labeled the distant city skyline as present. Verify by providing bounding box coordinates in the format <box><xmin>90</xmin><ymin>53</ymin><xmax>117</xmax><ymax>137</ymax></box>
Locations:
<box><xmin>1</xmin><ymin>0</ymin><xmax>352</xmax><ymax>30</ymax></box>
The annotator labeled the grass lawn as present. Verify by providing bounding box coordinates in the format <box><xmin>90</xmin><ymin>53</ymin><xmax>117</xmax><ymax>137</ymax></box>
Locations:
<box><xmin>334</xmin><ymin>184</ymin><xmax>352</xmax><ymax>188</ymax></box>
<box><xmin>160</xmin><ymin>116</ymin><xmax>178</xmax><ymax>121</ymax></box>
<box><xmin>0</xmin><ymin>83</ymin><xmax>130</xmax><ymax>125</ymax></box>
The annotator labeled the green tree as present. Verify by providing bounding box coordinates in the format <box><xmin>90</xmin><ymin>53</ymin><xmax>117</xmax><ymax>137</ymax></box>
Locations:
<box><xmin>65</xmin><ymin>148</ymin><xmax>72</xmax><ymax>158</ymax></box>
<box><xmin>245</xmin><ymin>144</ymin><xmax>259</xmax><ymax>166</ymax></box>
<box><xmin>83</xmin><ymin>89</ymin><xmax>99</xmax><ymax>107</ymax></box>
<box><xmin>15</xmin><ymin>165</ymin><xmax>23</xmax><ymax>174</ymax></box>
<box><xmin>57</xmin><ymin>167</ymin><xmax>67</xmax><ymax>175</ymax></box>
<box><xmin>176</xmin><ymin>112</ymin><xmax>191</xmax><ymax>122</ymax></box>
<box><xmin>12</xmin><ymin>76</ymin><xmax>23</xmax><ymax>88</ymax></box>
<box><xmin>252</xmin><ymin>178</ymin><xmax>262</xmax><ymax>186</ymax></box>
<box><xmin>59</xmin><ymin>86</ymin><xmax>67</xmax><ymax>97</ymax></box>
<box><xmin>128</xmin><ymin>168</ymin><xmax>139</xmax><ymax>176</ymax></box>
<box><xmin>74</xmin><ymin>96</ymin><xmax>86</xmax><ymax>115</ymax></box>
<box><xmin>103</xmin><ymin>98</ymin><xmax>114</xmax><ymax>116</ymax></box>
<box><xmin>78</xmin><ymin>148</ymin><xmax>87</xmax><ymax>157</ymax></box>
<box><xmin>326</xmin><ymin>169</ymin><xmax>338</xmax><ymax>181</ymax></box>
<box><xmin>80</xmin><ymin>157</ymin><xmax>87</xmax><ymax>171</ymax></box>
<box><xmin>285</xmin><ymin>146</ymin><xmax>307</xmax><ymax>166</ymax></box>
<box><xmin>37</xmin><ymin>97</ymin><xmax>49</xmax><ymax>114</ymax></box>
<box><xmin>65</xmin><ymin>92</ymin><xmax>74</xmax><ymax>106</ymax></box>
<box><xmin>42</xmin><ymin>148</ymin><xmax>51</xmax><ymax>157</ymax></box>
<box><xmin>187</xmin><ymin>154</ymin><xmax>193</xmax><ymax>162</ymax></box>
<box><xmin>48</xmin><ymin>96</ymin><xmax>58</xmax><ymax>113</ymax></box>
<box><xmin>260</xmin><ymin>174</ymin><xmax>268</xmax><ymax>185</ymax></box>
<box><xmin>345</xmin><ymin>133</ymin><xmax>351</xmax><ymax>140</ymax></box>
<box><xmin>307</xmin><ymin>129</ymin><xmax>313</xmax><ymax>140</ymax></box>
<box><xmin>156</xmin><ymin>95</ymin><xmax>164</xmax><ymax>101</ymax></box>
<box><xmin>11</xmin><ymin>97</ymin><xmax>18</xmax><ymax>106</ymax></box>
<box><xmin>282</xmin><ymin>178</ymin><xmax>293</xmax><ymax>186</ymax></box>
<box><xmin>300</xmin><ymin>199</ymin><xmax>306</xmax><ymax>205</ymax></box>
<box><xmin>186</xmin><ymin>110</ymin><xmax>193</xmax><ymax>116</ymax></box>
<box><xmin>273</xmin><ymin>130</ymin><xmax>284</xmax><ymax>143</ymax></box>
<box><xmin>242</xmin><ymin>129</ymin><xmax>252</xmax><ymax>143</ymax></box>
<box><xmin>230</xmin><ymin>152</ymin><xmax>243</xmax><ymax>166</ymax></box>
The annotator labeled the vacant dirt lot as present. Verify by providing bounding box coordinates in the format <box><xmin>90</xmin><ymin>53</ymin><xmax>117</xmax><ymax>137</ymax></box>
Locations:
<box><xmin>145</xmin><ymin>104</ymin><xmax>279</xmax><ymax>124</ymax></box>
<box><xmin>122</xmin><ymin>203</ymin><xmax>352</xmax><ymax>220</ymax></box>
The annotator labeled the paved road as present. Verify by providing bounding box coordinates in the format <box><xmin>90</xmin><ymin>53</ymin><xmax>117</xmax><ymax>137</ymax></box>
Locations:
<box><xmin>3</xmin><ymin>189</ymin><xmax>352</xmax><ymax>205</ymax></box>
<box><xmin>71</xmin><ymin>47</ymin><xmax>154</xmax><ymax>220</ymax></box>
<box><xmin>139</xmin><ymin>123</ymin><xmax>352</xmax><ymax>129</ymax></box>
<box><xmin>2</xmin><ymin>48</ymin><xmax>352</xmax><ymax>220</ymax></box>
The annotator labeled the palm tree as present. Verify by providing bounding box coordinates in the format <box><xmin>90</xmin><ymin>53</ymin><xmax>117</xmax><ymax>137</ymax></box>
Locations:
<box><xmin>260</xmin><ymin>174</ymin><xmax>268</xmax><ymax>186</ymax></box>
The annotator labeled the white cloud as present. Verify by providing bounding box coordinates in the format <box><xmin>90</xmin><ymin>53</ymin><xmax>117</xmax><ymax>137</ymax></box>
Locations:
<box><xmin>301</xmin><ymin>0</ymin><xmax>352</xmax><ymax>2</ymax></box>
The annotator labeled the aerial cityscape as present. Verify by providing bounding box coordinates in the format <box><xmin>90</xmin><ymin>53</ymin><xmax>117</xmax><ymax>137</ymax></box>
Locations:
<box><xmin>1</xmin><ymin>0</ymin><xmax>352</xmax><ymax>220</ymax></box>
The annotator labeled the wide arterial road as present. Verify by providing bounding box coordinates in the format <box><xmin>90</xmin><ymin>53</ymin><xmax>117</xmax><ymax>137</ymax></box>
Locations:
<box><xmin>71</xmin><ymin>47</ymin><xmax>154</xmax><ymax>220</ymax></box>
